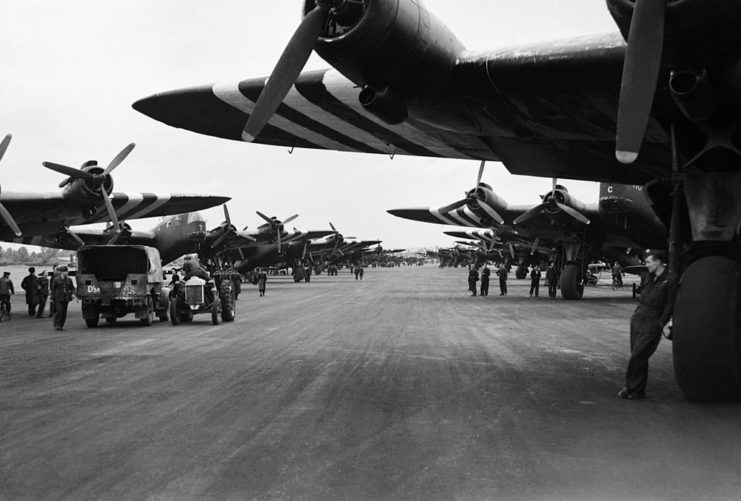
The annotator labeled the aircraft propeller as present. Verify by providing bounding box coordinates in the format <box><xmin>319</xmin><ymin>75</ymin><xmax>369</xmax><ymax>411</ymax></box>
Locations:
<box><xmin>43</xmin><ymin>143</ymin><xmax>136</xmax><ymax>240</ymax></box>
<box><xmin>244</xmin><ymin>1</ymin><xmax>363</xmax><ymax>140</ymax></box>
<box><xmin>513</xmin><ymin>178</ymin><xmax>591</xmax><ymax>226</ymax></box>
<box><xmin>256</xmin><ymin>211</ymin><xmax>298</xmax><ymax>253</ymax></box>
<box><xmin>438</xmin><ymin>161</ymin><xmax>505</xmax><ymax>224</ymax></box>
<box><xmin>0</xmin><ymin>134</ymin><xmax>23</xmax><ymax>237</ymax></box>
<box><xmin>615</xmin><ymin>0</ymin><xmax>665</xmax><ymax>164</ymax></box>
<box><xmin>328</xmin><ymin>222</ymin><xmax>355</xmax><ymax>256</ymax></box>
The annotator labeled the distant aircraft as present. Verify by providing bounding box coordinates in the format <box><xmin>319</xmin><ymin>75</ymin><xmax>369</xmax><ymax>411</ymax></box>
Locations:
<box><xmin>389</xmin><ymin>170</ymin><xmax>665</xmax><ymax>299</ymax></box>
<box><xmin>0</xmin><ymin>134</ymin><xmax>229</xmax><ymax>244</ymax></box>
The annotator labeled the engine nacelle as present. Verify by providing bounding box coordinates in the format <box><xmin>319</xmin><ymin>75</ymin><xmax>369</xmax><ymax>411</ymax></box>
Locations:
<box><xmin>304</xmin><ymin>0</ymin><xmax>465</xmax><ymax>102</ymax></box>
<box><xmin>61</xmin><ymin>163</ymin><xmax>113</xmax><ymax>207</ymax></box>
<box><xmin>470</xmin><ymin>184</ymin><xmax>508</xmax><ymax>218</ymax></box>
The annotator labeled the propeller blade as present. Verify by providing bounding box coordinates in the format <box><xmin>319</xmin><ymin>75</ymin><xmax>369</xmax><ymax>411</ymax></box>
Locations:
<box><xmin>329</xmin><ymin>222</ymin><xmax>337</xmax><ymax>232</ymax></box>
<box><xmin>302</xmin><ymin>241</ymin><xmax>308</xmax><ymax>260</ymax></box>
<box><xmin>476</xmin><ymin>160</ymin><xmax>486</xmax><ymax>186</ymax></box>
<box><xmin>509</xmin><ymin>243</ymin><xmax>516</xmax><ymax>259</ymax></box>
<box><xmin>283</xmin><ymin>214</ymin><xmax>298</xmax><ymax>225</ymax></box>
<box><xmin>212</xmin><ymin>232</ymin><xmax>231</xmax><ymax>249</ymax></box>
<box><xmin>531</xmin><ymin>238</ymin><xmax>541</xmax><ymax>256</ymax></box>
<box><xmin>552</xmin><ymin>177</ymin><xmax>558</xmax><ymax>194</ymax></box>
<box><xmin>100</xmin><ymin>186</ymin><xmax>120</xmax><ymax>228</ymax></box>
<box><xmin>67</xmin><ymin>228</ymin><xmax>86</xmax><ymax>247</ymax></box>
<box><xmin>438</xmin><ymin>198</ymin><xmax>468</xmax><ymax>214</ymax></box>
<box><xmin>513</xmin><ymin>204</ymin><xmax>547</xmax><ymax>225</ymax></box>
<box><xmin>277</xmin><ymin>230</ymin><xmax>282</xmax><ymax>254</ymax></box>
<box><xmin>103</xmin><ymin>143</ymin><xmax>135</xmax><ymax>175</ymax></box>
<box><xmin>556</xmin><ymin>203</ymin><xmax>591</xmax><ymax>225</ymax></box>
<box><xmin>0</xmin><ymin>202</ymin><xmax>21</xmax><ymax>237</ymax></box>
<box><xmin>615</xmin><ymin>0</ymin><xmax>666</xmax><ymax>164</ymax></box>
<box><xmin>244</xmin><ymin>5</ymin><xmax>330</xmax><ymax>140</ymax></box>
<box><xmin>0</xmin><ymin>134</ymin><xmax>11</xmax><ymax>163</ymax></box>
<box><xmin>478</xmin><ymin>202</ymin><xmax>505</xmax><ymax>225</ymax></box>
<box><xmin>43</xmin><ymin>162</ymin><xmax>96</xmax><ymax>182</ymax></box>
<box><xmin>223</xmin><ymin>204</ymin><xmax>232</xmax><ymax>227</ymax></box>
<box><xmin>256</xmin><ymin>211</ymin><xmax>276</xmax><ymax>227</ymax></box>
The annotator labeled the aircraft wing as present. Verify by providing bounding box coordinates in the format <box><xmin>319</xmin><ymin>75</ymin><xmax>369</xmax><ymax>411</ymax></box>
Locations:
<box><xmin>134</xmin><ymin>34</ymin><xmax>668</xmax><ymax>185</ymax></box>
<box><xmin>0</xmin><ymin>192</ymin><xmax>229</xmax><ymax>239</ymax></box>
<box><xmin>10</xmin><ymin>230</ymin><xmax>157</xmax><ymax>252</ymax></box>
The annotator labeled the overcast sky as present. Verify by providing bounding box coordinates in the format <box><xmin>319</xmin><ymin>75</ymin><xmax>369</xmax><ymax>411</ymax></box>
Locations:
<box><xmin>1</xmin><ymin>0</ymin><xmax>619</xmax><ymax>249</ymax></box>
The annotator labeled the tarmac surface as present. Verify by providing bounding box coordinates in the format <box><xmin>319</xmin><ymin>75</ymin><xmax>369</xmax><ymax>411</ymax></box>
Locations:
<box><xmin>1</xmin><ymin>267</ymin><xmax>740</xmax><ymax>500</ymax></box>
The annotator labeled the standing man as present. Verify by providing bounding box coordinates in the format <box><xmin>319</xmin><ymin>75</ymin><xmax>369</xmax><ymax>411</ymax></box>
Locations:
<box><xmin>21</xmin><ymin>267</ymin><xmax>40</xmax><ymax>316</ymax></box>
<box><xmin>468</xmin><ymin>267</ymin><xmax>479</xmax><ymax>296</ymax></box>
<box><xmin>0</xmin><ymin>271</ymin><xmax>14</xmax><ymax>319</ymax></box>
<box><xmin>50</xmin><ymin>266</ymin><xmax>75</xmax><ymax>331</ymax></box>
<box><xmin>546</xmin><ymin>262</ymin><xmax>559</xmax><ymax>299</ymax></box>
<box><xmin>529</xmin><ymin>265</ymin><xmax>542</xmax><ymax>298</ymax></box>
<box><xmin>35</xmin><ymin>271</ymin><xmax>50</xmax><ymax>318</ymax></box>
<box><xmin>256</xmin><ymin>269</ymin><xmax>268</xmax><ymax>297</ymax></box>
<box><xmin>618</xmin><ymin>251</ymin><xmax>678</xmax><ymax>400</ymax></box>
<box><xmin>497</xmin><ymin>265</ymin><xmax>508</xmax><ymax>296</ymax></box>
<box><xmin>480</xmin><ymin>266</ymin><xmax>491</xmax><ymax>297</ymax></box>
<box><xmin>612</xmin><ymin>261</ymin><xmax>625</xmax><ymax>288</ymax></box>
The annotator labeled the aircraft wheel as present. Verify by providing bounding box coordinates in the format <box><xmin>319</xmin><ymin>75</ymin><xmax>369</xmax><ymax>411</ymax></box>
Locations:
<box><xmin>560</xmin><ymin>264</ymin><xmax>584</xmax><ymax>300</ymax></box>
<box><xmin>515</xmin><ymin>267</ymin><xmax>527</xmax><ymax>280</ymax></box>
<box><xmin>673</xmin><ymin>256</ymin><xmax>741</xmax><ymax>402</ymax></box>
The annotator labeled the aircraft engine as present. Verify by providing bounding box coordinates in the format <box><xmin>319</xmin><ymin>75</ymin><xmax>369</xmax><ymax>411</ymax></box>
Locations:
<box><xmin>61</xmin><ymin>162</ymin><xmax>114</xmax><ymax>207</ymax></box>
<box><xmin>303</xmin><ymin>0</ymin><xmax>465</xmax><ymax>122</ymax></box>
<box><xmin>468</xmin><ymin>184</ymin><xmax>508</xmax><ymax>219</ymax></box>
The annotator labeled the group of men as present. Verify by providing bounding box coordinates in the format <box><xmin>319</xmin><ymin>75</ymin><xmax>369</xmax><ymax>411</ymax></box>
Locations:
<box><xmin>468</xmin><ymin>263</ymin><xmax>560</xmax><ymax>299</ymax></box>
<box><xmin>0</xmin><ymin>266</ymin><xmax>76</xmax><ymax>330</ymax></box>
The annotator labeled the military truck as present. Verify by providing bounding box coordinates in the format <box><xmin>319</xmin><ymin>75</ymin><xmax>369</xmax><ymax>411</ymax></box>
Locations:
<box><xmin>75</xmin><ymin>245</ymin><xmax>169</xmax><ymax>327</ymax></box>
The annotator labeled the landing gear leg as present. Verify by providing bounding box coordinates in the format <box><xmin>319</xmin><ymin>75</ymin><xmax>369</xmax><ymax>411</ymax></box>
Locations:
<box><xmin>672</xmin><ymin>170</ymin><xmax>741</xmax><ymax>401</ymax></box>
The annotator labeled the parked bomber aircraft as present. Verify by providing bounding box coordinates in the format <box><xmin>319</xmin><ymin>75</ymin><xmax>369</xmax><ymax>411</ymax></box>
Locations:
<box><xmin>389</xmin><ymin>175</ymin><xmax>664</xmax><ymax>299</ymax></box>
<box><xmin>133</xmin><ymin>1</ymin><xmax>741</xmax><ymax>400</ymax></box>
<box><xmin>0</xmin><ymin>135</ymin><xmax>228</xmax><ymax>244</ymax></box>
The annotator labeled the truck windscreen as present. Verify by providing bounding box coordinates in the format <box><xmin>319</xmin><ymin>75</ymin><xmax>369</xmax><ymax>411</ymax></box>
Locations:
<box><xmin>78</xmin><ymin>248</ymin><xmax>149</xmax><ymax>281</ymax></box>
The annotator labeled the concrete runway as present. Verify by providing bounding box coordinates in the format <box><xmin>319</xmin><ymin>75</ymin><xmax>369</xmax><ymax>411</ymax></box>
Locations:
<box><xmin>1</xmin><ymin>267</ymin><xmax>740</xmax><ymax>500</ymax></box>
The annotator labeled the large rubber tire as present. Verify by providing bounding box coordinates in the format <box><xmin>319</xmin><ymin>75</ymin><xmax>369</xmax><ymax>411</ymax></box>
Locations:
<box><xmin>139</xmin><ymin>297</ymin><xmax>153</xmax><ymax>326</ymax></box>
<box><xmin>515</xmin><ymin>266</ymin><xmax>527</xmax><ymax>280</ymax></box>
<box><xmin>560</xmin><ymin>264</ymin><xmax>584</xmax><ymax>300</ymax></box>
<box><xmin>170</xmin><ymin>300</ymin><xmax>181</xmax><ymax>326</ymax></box>
<box><xmin>673</xmin><ymin>256</ymin><xmax>741</xmax><ymax>402</ymax></box>
<box><xmin>158</xmin><ymin>296</ymin><xmax>169</xmax><ymax>322</ymax></box>
<box><xmin>220</xmin><ymin>282</ymin><xmax>236</xmax><ymax>323</ymax></box>
<box><xmin>212</xmin><ymin>297</ymin><xmax>221</xmax><ymax>326</ymax></box>
<box><xmin>85</xmin><ymin>314</ymin><xmax>100</xmax><ymax>328</ymax></box>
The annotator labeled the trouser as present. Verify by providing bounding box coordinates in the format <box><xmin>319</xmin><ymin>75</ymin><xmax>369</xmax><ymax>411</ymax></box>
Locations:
<box><xmin>53</xmin><ymin>300</ymin><xmax>69</xmax><ymax>330</ymax></box>
<box><xmin>548</xmin><ymin>283</ymin><xmax>558</xmax><ymax>298</ymax></box>
<box><xmin>468</xmin><ymin>280</ymin><xmax>477</xmax><ymax>296</ymax></box>
<box><xmin>530</xmin><ymin>280</ymin><xmax>540</xmax><ymax>296</ymax></box>
<box><xmin>625</xmin><ymin>311</ymin><xmax>663</xmax><ymax>394</ymax></box>
<box><xmin>0</xmin><ymin>295</ymin><xmax>10</xmax><ymax>316</ymax></box>
<box><xmin>27</xmin><ymin>301</ymin><xmax>38</xmax><ymax>316</ymax></box>
<box><xmin>499</xmin><ymin>280</ymin><xmax>507</xmax><ymax>295</ymax></box>
<box><xmin>36</xmin><ymin>295</ymin><xmax>48</xmax><ymax>318</ymax></box>
<box><xmin>481</xmin><ymin>280</ymin><xmax>489</xmax><ymax>296</ymax></box>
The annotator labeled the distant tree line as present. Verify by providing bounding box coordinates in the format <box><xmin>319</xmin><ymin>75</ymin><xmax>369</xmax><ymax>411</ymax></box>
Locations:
<box><xmin>0</xmin><ymin>246</ymin><xmax>74</xmax><ymax>266</ymax></box>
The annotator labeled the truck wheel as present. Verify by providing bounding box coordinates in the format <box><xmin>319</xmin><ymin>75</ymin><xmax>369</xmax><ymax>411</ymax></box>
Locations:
<box><xmin>212</xmin><ymin>297</ymin><xmax>221</xmax><ymax>325</ymax></box>
<box><xmin>85</xmin><ymin>313</ymin><xmax>100</xmax><ymax>328</ymax></box>
<box><xmin>170</xmin><ymin>300</ymin><xmax>181</xmax><ymax>326</ymax></box>
<box><xmin>140</xmin><ymin>297</ymin><xmax>154</xmax><ymax>326</ymax></box>
<box><xmin>220</xmin><ymin>282</ymin><xmax>236</xmax><ymax>323</ymax></box>
<box><xmin>105</xmin><ymin>317</ymin><xmax>117</xmax><ymax>324</ymax></box>
<box><xmin>158</xmin><ymin>297</ymin><xmax>169</xmax><ymax>322</ymax></box>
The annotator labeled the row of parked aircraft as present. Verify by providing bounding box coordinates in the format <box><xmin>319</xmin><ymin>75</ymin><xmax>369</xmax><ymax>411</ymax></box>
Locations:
<box><xmin>387</xmin><ymin>162</ymin><xmax>665</xmax><ymax>298</ymax></box>
<box><xmin>0</xmin><ymin>134</ymin><xmax>384</xmax><ymax>275</ymax></box>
